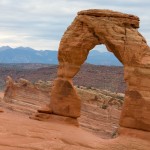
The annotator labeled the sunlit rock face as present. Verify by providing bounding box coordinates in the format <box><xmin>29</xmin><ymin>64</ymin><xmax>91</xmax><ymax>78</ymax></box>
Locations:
<box><xmin>49</xmin><ymin>9</ymin><xmax>150</xmax><ymax>131</ymax></box>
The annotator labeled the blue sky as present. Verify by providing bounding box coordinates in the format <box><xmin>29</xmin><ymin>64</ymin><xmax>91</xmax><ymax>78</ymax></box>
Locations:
<box><xmin>0</xmin><ymin>0</ymin><xmax>149</xmax><ymax>51</ymax></box>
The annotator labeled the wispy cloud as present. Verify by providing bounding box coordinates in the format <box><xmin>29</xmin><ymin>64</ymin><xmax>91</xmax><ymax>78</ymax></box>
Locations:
<box><xmin>0</xmin><ymin>0</ymin><xmax>149</xmax><ymax>50</ymax></box>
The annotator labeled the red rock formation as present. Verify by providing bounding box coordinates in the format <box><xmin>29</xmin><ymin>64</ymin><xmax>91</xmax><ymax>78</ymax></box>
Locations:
<box><xmin>3</xmin><ymin>76</ymin><xmax>52</xmax><ymax>114</ymax></box>
<box><xmin>3</xmin><ymin>77</ymin><xmax>123</xmax><ymax>138</ymax></box>
<box><xmin>47</xmin><ymin>9</ymin><xmax>150</xmax><ymax>132</ymax></box>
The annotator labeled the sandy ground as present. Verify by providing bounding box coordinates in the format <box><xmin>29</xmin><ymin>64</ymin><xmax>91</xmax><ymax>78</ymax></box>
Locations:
<box><xmin>0</xmin><ymin>109</ymin><xmax>149</xmax><ymax>150</ymax></box>
<box><xmin>0</xmin><ymin>91</ymin><xmax>149</xmax><ymax>149</ymax></box>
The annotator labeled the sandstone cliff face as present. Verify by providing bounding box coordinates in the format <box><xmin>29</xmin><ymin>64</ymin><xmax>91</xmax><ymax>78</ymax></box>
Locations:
<box><xmin>48</xmin><ymin>9</ymin><xmax>150</xmax><ymax>132</ymax></box>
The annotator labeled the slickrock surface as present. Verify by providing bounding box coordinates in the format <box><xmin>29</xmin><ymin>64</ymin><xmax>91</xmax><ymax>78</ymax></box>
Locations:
<box><xmin>2</xmin><ymin>77</ymin><xmax>124</xmax><ymax>138</ymax></box>
<box><xmin>0</xmin><ymin>110</ymin><xmax>149</xmax><ymax>150</ymax></box>
<box><xmin>48</xmin><ymin>9</ymin><xmax>150</xmax><ymax>132</ymax></box>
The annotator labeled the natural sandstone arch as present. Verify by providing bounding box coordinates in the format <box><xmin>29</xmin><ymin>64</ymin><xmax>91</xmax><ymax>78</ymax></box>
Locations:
<box><xmin>47</xmin><ymin>9</ymin><xmax>150</xmax><ymax>131</ymax></box>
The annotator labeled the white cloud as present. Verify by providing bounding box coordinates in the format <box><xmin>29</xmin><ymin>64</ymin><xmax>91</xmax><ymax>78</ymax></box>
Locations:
<box><xmin>0</xmin><ymin>0</ymin><xmax>149</xmax><ymax>50</ymax></box>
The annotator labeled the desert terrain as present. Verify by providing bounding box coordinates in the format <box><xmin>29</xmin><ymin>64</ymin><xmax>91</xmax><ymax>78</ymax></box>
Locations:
<box><xmin>1</xmin><ymin>77</ymin><xmax>124</xmax><ymax>139</ymax></box>
<box><xmin>0</xmin><ymin>87</ymin><xmax>149</xmax><ymax>150</ymax></box>
<box><xmin>0</xmin><ymin>63</ymin><xmax>125</xmax><ymax>93</ymax></box>
<box><xmin>0</xmin><ymin>61</ymin><xmax>149</xmax><ymax>150</ymax></box>
<box><xmin>0</xmin><ymin>8</ymin><xmax>150</xmax><ymax>150</ymax></box>
<box><xmin>0</xmin><ymin>63</ymin><xmax>125</xmax><ymax>139</ymax></box>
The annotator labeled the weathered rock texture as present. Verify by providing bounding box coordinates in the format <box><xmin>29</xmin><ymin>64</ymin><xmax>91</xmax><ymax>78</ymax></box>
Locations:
<box><xmin>49</xmin><ymin>9</ymin><xmax>150</xmax><ymax>132</ymax></box>
<box><xmin>3</xmin><ymin>76</ymin><xmax>52</xmax><ymax>114</ymax></box>
<box><xmin>3</xmin><ymin>77</ymin><xmax>124</xmax><ymax>138</ymax></box>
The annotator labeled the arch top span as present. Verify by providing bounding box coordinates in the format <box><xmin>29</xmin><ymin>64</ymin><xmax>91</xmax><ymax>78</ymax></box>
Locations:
<box><xmin>45</xmin><ymin>9</ymin><xmax>150</xmax><ymax>132</ymax></box>
<box><xmin>58</xmin><ymin>9</ymin><xmax>149</xmax><ymax>67</ymax></box>
<box><xmin>78</xmin><ymin>9</ymin><xmax>139</xmax><ymax>23</ymax></box>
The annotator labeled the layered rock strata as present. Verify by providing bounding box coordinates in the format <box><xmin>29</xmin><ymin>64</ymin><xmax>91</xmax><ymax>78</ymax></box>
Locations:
<box><xmin>3</xmin><ymin>76</ymin><xmax>52</xmax><ymax>114</ymax></box>
<box><xmin>3</xmin><ymin>77</ymin><xmax>123</xmax><ymax>138</ymax></box>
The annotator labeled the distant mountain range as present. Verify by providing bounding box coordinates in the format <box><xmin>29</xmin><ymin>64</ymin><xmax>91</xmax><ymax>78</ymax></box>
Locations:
<box><xmin>0</xmin><ymin>46</ymin><xmax>122</xmax><ymax>66</ymax></box>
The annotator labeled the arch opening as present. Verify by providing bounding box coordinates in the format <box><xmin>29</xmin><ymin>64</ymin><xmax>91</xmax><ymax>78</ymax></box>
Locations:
<box><xmin>86</xmin><ymin>45</ymin><xmax>123</xmax><ymax>66</ymax></box>
<box><xmin>73</xmin><ymin>44</ymin><xmax>125</xmax><ymax>93</ymax></box>
<box><xmin>72</xmin><ymin>44</ymin><xmax>126</xmax><ymax>138</ymax></box>
<box><xmin>47</xmin><ymin>9</ymin><xmax>150</xmax><ymax>132</ymax></box>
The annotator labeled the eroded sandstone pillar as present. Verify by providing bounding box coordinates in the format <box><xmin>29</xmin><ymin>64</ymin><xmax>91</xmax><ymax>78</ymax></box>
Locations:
<box><xmin>49</xmin><ymin>9</ymin><xmax>150</xmax><ymax>131</ymax></box>
<box><xmin>120</xmin><ymin>65</ymin><xmax>150</xmax><ymax>131</ymax></box>
<box><xmin>50</xmin><ymin>18</ymin><xmax>99</xmax><ymax>118</ymax></box>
